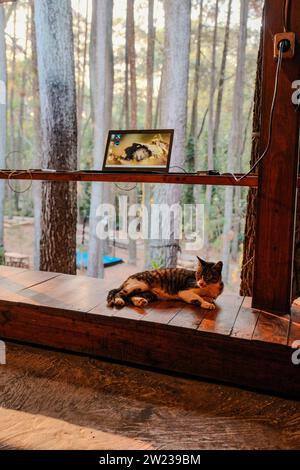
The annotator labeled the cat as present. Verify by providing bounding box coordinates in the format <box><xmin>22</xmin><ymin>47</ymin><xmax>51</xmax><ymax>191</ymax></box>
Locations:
<box><xmin>107</xmin><ymin>257</ymin><xmax>224</xmax><ymax>310</ymax></box>
<box><xmin>122</xmin><ymin>143</ymin><xmax>152</xmax><ymax>161</ymax></box>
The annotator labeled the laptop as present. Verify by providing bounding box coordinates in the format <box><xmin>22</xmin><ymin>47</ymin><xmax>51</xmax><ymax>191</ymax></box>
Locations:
<box><xmin>102</xmin><ymin>129</ymin><xmax>174</xmax><ymax>173</ymax></box>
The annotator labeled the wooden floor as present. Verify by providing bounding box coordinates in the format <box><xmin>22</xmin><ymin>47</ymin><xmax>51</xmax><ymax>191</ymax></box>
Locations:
<box><xmin>0</xmin><ymin>266</ymin><xmax>299</xmax><ymax>397</ymax></box>
<box><xmin>2</xmin><ymin>342</ymin><xmax>300</xmax><ymax>450</ymax></box>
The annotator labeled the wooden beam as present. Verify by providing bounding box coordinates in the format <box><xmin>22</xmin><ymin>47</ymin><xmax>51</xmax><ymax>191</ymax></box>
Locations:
<box><xmin>0</xmin><ymin>170</ymin><xmax>259</xmax><ymax>186</ymax></box>
<box><xmin>1</xmin><ymin>169</ymin><xmax>300</xmax><ymax>187</ymax></box>
<box><xmin>0</xmin><ymin>298</ymin><xmax>299</xmax><ymax>398</ymax></box>
<box><xmin>252</xmin><ymin>0</ymin><xmax>300</xmax><ymax>315</ymax></box>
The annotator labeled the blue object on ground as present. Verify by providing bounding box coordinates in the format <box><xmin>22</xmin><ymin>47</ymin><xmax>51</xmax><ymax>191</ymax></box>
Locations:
<box><xmin>76</xmin><ymin>251</ymin><xmax>123</xmax><ymax>269</ymax></box>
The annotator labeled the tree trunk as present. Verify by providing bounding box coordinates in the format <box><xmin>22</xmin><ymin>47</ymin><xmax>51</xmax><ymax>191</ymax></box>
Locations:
<box><xmin>8</xmin><ymin>5</ymin><xmax>16</xmax><ymax>217</ymax></box>
<box><xmin>231</xmin><ymin>101</ymin><xmax>252</xmax><ymax>262</ymax></box>
<box><xmin>144</xmin><ymin>0</ymin><xmax>155</xmax><ymax>269</ymax></box>
<box><xmin>34</xmin><ymin>0</ymin><xmax>78</xmax><ymax>274</ymax></box>
<box><xmin>240</xmin><ymin>24</ymin><xmax>263</xmax><ymax>296</ymax></box>
<box><xmin>0</xmin><ymin>5</ymin><xmax>6</xmax><ymax>246</ymax></box>
<box><xmin>150</xmin><ymin>0</ymin><xmax>191</xmax><ymax>268</ymax></box>
<box><xmin>127</xmin><ymin>0</ymin><xmax>137</xmax><ymax>129</ymax></box>
<box><xmin>146</xmin><ymin>0</ymin><xmax>155</xmax><ymax>130</ymax></box>
<box><xmin>186</xmin><ymin>0</ymin><xmax>203</xmax><ymax>204</ymax></box>
<box><xmin>213</xmin><ymin>0</ymin><xmax>232</xmax><ymax>156</ymax></box>
<box><xmin>190</xmin><ymin>0</ymin><xmax>203</xmax><ymax>140</ymax></box>
<box><xmin>222</xmin><ymin>0</ymin><xmax>249</xmax><ymax>283</ymax></box>
<box><xmin>15</xmin><ymin>5</ymin><xmax>30</xmax><ymax>213</ymax></box>
<box><xmin>76</xmin><ymin>0</ymin><xmax>89</xmax><ymax>164</ymax></box>
<box><xmin>124</xmin><ymin>17</ymin><xmax>130</xmax><ymax>129</ymax></box>
<box><xmin>154</xmin><ymin>67</ymin><xmax>162</xmax><ymax>129</ymax></box>
<box><xmin>30</xmin><ymin>0</ymin><xmax>42</xmax><ymax>270</ymax></box>
<box><xmin>87</xmin><ymin>0</ymin><xmax>114</xmax><ymax>278</ymax></box>
<box><xmin>205</xmin><ymin>0</ymin><xmax>219</xmax><ymax>208</ymax></box>
<box><xmin>127</xmin><ymin>0</ymin><xmax>137</xmax><ymax>265</ymax></box>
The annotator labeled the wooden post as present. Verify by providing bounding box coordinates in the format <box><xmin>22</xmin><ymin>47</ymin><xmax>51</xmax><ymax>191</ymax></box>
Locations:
<box><xmin>252</xmin><ymin>0</ymin><xmax>300</xmax><ymax>314</ymax></box>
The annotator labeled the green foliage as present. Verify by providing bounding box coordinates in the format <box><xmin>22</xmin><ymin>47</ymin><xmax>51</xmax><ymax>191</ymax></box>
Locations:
<box><xmin>151</xmin><ymin>257</ymin><xmax>164</xmax><ymax>270</ymax></box>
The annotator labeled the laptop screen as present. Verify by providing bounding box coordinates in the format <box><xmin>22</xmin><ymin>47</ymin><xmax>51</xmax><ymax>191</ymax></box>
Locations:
<box><xmin>102</xmin><ymin>130</ymin><xmax>174</xmax><ymax>172</ymax></box>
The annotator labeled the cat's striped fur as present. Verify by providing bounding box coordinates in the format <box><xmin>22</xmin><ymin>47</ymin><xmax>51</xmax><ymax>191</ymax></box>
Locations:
<box><xmin>107</xmin><ymin>258</ymin><xmax>224</xmax><ymax>310</ymax></box>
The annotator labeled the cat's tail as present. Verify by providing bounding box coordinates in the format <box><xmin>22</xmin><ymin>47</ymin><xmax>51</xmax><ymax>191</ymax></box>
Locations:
<box><xmin>106</xmin><ymin>288</ymin><xmax>125</xmax><ymax>308</ymax></box>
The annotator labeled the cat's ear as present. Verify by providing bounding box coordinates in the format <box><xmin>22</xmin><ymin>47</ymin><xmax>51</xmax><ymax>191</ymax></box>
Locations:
<box><xmin>197</xmin><ymin>257</ymin><xmax>207</xmax><ymax>267</ymax></box>
<box><xmin>214</xmin><ymin>261</ymin><xmax>223</xmax><ymax>272</ymax></box>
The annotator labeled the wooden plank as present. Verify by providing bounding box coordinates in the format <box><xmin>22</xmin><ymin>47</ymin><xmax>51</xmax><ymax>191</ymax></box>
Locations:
<box><xmin>0</xmin><ymin>170</ymin><xmax>258</xmax><ymax>186</ymax></box>
<box><xmin>11</xmin><ymin>274</ymin><xmax>80</xmax><ymax>306</ymax></box>
<box><xmin>111</xmin><ymin>304</ymin><xmax>147</xmax><ymax>320</ymax></box>
<box><xmin>168</xmin><ymin>303</ymin><xmax>206</xmax><ymax>330</ymax></box>
<box><xmin>0</xmin><ymin>269</ymin><xmax>60</xmax><ymax>301</ymax></box>
<box><xmin>88</xmin><ymin>300</ymin><xmax>115</xmax><ymax>317</ymax></box>
<box><xmin>20</xmin><ymin>274</ymin><xmax>104</xmax><ymax>312</ymax></box>
<box><xmin>252</xmin><ymin>0</ymin><xmax>300</xmax><ymax>314</ymax></box>
<box><xmin>0</xmin><ymin>267</ymin><xmax>298</xmax><ymax>397</ymax></box>
<box><xmin>140</xmin><ymin>301</ymin><xmax>183</xmax><ymax>325</ymax></box>
<box><xmin>198</xmin><ymin>295</ymin><xmax>243</xmax><ymax>336</ymax></box>
<box><xmin>231</xmin><ymin>297</ymin><xmax>260</xmax><ymax>340</ymax></box>
<box><xmin>0</xmin><ymin>266</ymin><xmax>28</xmax><ymax>279</ymax></box>
<box><xmin>288</xmin><ymin>303</ymin><xmax>300</xmax><ymax>346</ymax></box>
<box><xmin>252</xmin><ymin>311</ymin><xmax>290</xmax><ymax>345</ymax></box>
<box><xmin>0</xmin><ymin>299</ymin><xmax>299</xmax><ymax>398</ymax></box>
<box><xmin>5</xmin><ymin>269</ymin><xmax>59</xmax><ymax>288</ymax></box>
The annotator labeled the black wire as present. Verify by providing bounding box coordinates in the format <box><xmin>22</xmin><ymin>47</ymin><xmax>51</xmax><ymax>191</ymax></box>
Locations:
<box><xmin>114</xmin><ymin>182</ymin><xmax>138</xmax><ymax>192</ymax></box>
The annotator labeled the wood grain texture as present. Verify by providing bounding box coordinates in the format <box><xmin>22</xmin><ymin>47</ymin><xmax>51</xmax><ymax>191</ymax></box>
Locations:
<box><xmin>168</xmin><ymin>303</ymin><xmax>206</xmax><ymax>329</ymax></box>
<box><xmin>1</xmin><ymin>342</ymin><xmax>300</xmax><ymax>450</ymax></box>
<box><xmin>141</xmin><ymin>301</ymin><xmax>183</xmax><ymax>325</ymax></box>
<box><xmin>198</xmin><ymin>295</ymin><xmax>243</xmax><ymax>335</ymax></box>
<box><xmin>0</xmin><ymin>408</ymin><xmax>154</xmax><ymax>450</ymax></box>
<box><xmin>252</xmin><ymin>0</ymin><xmax>300</xmax><ymax>314</ymax></box>
<box><xmin>0</xmin><ymin>296</ymin><xmax>299</xmax><ymax>397</ymax></box>
<box><xmin>252</xmin><ymin>311</ymin><xmax>290</xmax><ymax>345</ymax></box>
<box><xmin>0</xmin><ymin>266</ymin><xmax>28</xmax><ymax>278</ymax></box>
<box><xmin>231</xmin><ymin>297</ymin><xmax>260</xmax><ymax>340</ymax></box>
<box><xmin>0</xmin><ymin>267</ymin><xmax>298</xmax><ymax>397</ymax></box>
<box><xmin>0</xmin><ymin>170</ymin><xmax>258</xmax><ymax>186</ymax></box>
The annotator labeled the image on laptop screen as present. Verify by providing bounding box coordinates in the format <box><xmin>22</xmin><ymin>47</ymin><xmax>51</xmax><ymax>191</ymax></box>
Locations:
<box><xmin>102</xmin><ymin>129</ymin><xmax>174</xmax><ymax>172</ymax></box>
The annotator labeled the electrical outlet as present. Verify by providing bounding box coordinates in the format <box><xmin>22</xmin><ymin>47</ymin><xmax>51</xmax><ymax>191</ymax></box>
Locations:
<box><xmin>274</xmin><ymin>32</ymin><xmax>295</xmax><ymax>59</ymax></box>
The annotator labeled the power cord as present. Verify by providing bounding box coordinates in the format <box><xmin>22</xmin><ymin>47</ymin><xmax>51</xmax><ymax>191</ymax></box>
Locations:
<box><xmin>283</xmin><ymin>0</ymin><xmax>290</xmax><ymax>32</ymax></box>
<box><xmin>113</xmin><ymin>166</ymin><xmax>189</xmax><ymax>192</ymax></box>
<box><xmin>222</xmin><ymin>44</ymin><xmax>284</xmax><ymax>183</ymax></box>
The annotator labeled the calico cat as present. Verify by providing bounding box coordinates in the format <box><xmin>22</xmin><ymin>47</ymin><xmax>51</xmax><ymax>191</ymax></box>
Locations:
<box><xmin>107</xmin><ymin>257</ymin><xmax>224</xmax><ymax>310</ymax></box>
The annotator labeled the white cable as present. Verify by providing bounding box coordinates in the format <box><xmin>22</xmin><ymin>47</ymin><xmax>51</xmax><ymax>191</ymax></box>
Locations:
<box><xmin>223</xmin><ymin>46</ymin><xmax>284</xmax><ymax>183</ymax></box>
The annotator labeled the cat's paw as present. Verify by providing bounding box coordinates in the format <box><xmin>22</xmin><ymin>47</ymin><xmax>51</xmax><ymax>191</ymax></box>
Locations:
<box><xmin>132</xmin><ymin>297</ymin><xmax>148</xmax><ymax>308</ymax></box>
<box><xmin>114</xmin><ymin>297</ymin><xmax>126</xmax><ymax>308</ymax></box>
<box><xmin>201</xmin><ymin>300</ymin><xmax>216</xmax><ymax>310</ymax></box>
